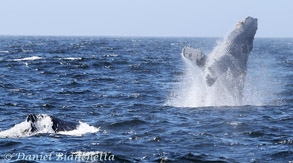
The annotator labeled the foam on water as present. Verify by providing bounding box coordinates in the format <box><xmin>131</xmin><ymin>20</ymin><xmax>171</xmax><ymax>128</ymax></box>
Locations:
<box><xmin>0</xmin><ymin>114</ymin><xmax>99</xmax><ymax>138</ymax></box>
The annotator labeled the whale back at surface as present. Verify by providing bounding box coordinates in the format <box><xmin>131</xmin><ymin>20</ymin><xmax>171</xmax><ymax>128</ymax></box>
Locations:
<box><xmin>50</xmin><ymin>115</ymin><xmax>78</xmax><ymax>132</ymax></box>
<box><xmin>26</xmin><ymin>114</ymin><xmax>78</xmax><ymax>133</ymax></box>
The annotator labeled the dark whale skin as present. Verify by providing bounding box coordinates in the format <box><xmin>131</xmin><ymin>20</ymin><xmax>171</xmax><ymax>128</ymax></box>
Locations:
<box><xmin>27</xmin><ymin>114</ymin><xmax>78</xmax><ymax>133</ymax></box>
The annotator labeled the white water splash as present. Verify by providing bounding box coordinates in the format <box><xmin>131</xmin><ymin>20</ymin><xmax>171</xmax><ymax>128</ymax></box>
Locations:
<box><xmin>59</xmin><ymin>122</ymin><xmax>100</xmax><ymax>136</ymax></box>
<box><xmin>0</xmin><ymin>116</ymin><xmax>54</xmax><ymax>138</ymax></box>
<box><xmin>0</xmin><ymin>121</ymin><xmax>33</xmax><ymax>138</ymax></box>
<box><xmin>166</xmin><ymin>50</ymin><xmax>280</xmax><ymax>107</ymax></box>
<box><xmin>166</xmin><ymin>58</ymin><xmax>233</xmax><ymax>107</ymax></box>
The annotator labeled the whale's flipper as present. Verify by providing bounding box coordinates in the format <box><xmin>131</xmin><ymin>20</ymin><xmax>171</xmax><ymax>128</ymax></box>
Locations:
<box><xmin>182</xmin><ymin>47</ymin><xmax>206</xmax><ymax>67</ymax></box>
<box><xmin>26</xmin><ymin>114</ymin><xmax>78</xmax><ymax>133</ymax></box>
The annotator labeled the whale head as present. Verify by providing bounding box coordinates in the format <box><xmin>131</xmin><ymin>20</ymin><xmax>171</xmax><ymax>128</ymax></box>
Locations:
<box><xmin>230</xmin><ymin>16</ymin><xmax>258</xmax><ymax>46</ymax></box>
<box><xmin>204</xmin><ymin>17</ymin><xmax>258</xmax><ymax>87</ymax></box>
<box><xmin>236</xmin><ymin>17</ymin><xmax>258</xmax><ymax>30</ymax></box>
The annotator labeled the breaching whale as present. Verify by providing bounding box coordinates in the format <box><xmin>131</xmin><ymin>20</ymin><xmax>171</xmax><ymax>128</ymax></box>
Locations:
<box><xmin>182</xmin><ymin>17</ymin><xmax>258</xmax><ymax>104</ymax></box>
<box><xmin>26</xmin><ymin>114</ymin><xmax>78</xmax><ymax>133</ymax></box>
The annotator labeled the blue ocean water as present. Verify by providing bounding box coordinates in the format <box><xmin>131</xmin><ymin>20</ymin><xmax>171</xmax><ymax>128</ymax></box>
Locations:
<box><xmin>0</xmin><ymin>36</ymin><xmax>292</xmax><ymax>162</ymax></box>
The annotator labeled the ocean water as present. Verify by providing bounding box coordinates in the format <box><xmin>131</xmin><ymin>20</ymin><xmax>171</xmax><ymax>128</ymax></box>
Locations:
<box><xmin>0</xmin><ymin>36</ymin><xmax>292</xmax><ymax>162</ymax></box>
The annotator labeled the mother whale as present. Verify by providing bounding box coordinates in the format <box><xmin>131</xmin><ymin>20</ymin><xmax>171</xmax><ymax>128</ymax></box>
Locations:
<box><xmin>182</xmin><ymin>17</ymin><xmax>258</xmax><ymax>104</ymax></box>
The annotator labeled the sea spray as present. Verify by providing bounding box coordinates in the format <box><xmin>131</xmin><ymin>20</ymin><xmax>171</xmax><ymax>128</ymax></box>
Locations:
<box><xmin>167</xmin><ymin>55</ymin><xmax>244</xmax><ymax>107</ymax></box>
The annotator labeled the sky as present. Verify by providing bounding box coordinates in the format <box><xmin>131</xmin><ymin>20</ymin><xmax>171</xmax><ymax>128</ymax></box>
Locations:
<box><xmin>0</xmin><ymin>0</ymin><xmax>292</xmax><ymax>38</ymax></box>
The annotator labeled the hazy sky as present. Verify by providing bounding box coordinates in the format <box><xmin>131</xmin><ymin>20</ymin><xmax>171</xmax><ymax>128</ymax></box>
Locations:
<box><xmin>0</xmin><ymin>0</ymin><xmax>292</xmax><ymax>37</ymax></box>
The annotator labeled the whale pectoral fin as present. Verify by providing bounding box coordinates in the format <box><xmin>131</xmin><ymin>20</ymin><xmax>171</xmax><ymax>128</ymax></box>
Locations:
<box><xmin>182</xmin><ymin>47</ymin><xmax>206</xmax><ymax>67</ymax></box>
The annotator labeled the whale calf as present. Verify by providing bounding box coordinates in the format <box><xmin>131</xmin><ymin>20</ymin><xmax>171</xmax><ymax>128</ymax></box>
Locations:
<box><xmin>182</xmin><ymin>17</ymin><xmax>258</xmax><ymax>104</ymax></box>
<box><xmin>26</xmin><ymin>114</ymin><xmax>78</xmax><ymax>133</ymax></box>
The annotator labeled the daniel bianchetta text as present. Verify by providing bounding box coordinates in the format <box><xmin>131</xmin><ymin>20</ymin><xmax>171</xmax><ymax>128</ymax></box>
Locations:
<box><xmin>3</xmin><ymin>152</ymin><xmax>115</xmax><ymax>161</ymax></box>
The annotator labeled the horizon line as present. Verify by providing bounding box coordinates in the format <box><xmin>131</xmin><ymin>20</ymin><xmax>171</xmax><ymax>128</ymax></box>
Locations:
<box><xmin>0</xmin><ymin>34</ymin><xmax>292</xmax><ymax>39</ymax></box>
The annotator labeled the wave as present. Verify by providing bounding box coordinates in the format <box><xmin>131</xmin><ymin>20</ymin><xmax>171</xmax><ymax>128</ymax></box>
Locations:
<box><xmin>0</xmin><ymin>50</ymin><xmax>9</xmax><ymax>53</ymax></box>
<box><xmin>13</xmin><ymin>56</ymin><xmax>43</xmax><ymax>61</ymax></box>
<box><xmin>57</xmin><ymin>57</ymin><xmax>83</xmax><ymax>60</ymax></box>
<box><xmin>12</xmin><ymin>56</ymin><xmax>85</xmax><ymax>62</ymax></box>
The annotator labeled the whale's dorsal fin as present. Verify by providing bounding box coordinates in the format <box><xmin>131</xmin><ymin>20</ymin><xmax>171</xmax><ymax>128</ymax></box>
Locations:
<box><xmin>182</xmin><ymin>46</ymin><xmax>206</xmax><ymax>67</ymax></box>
